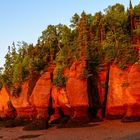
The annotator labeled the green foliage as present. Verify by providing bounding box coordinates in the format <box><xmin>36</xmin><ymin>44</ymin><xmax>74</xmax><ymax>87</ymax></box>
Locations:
<box><xmin>77</xmin><ymin>11</ymin><xmax>89</xmax><ymax>58</ymax></box>
<box><xmin>133</xmin><ymin>4</ymin><xmax>140</xmax><ymax>17</ymax></box>
<box><xmin>115</xmin><ymin>44</ymin><xmax>139</xmax><ymax>68</ymax></box>
<box><xmin>1</xmin><ymin>2</ymin><xmax>140</xmax><ymax>88</ymax></box>
<box><xmin>70</xmin><ymin>13</ymin><xmax>80</xmax><ymax>28</ymax></box>
<box><xmin>53</xmin><ymin>65</ymin><xmax>66</xmax><ymax>87</ymax></box>
<box><xmin>134</xmin><ymin>29</ymin><xmax>140</xmax><ymax>37</ymax></box>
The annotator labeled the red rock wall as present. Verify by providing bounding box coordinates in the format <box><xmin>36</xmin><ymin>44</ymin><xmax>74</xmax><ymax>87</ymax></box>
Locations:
<box><xmin>1</xmin><ymin>61</ymin><xmax>140</xmax><ymax>121</ymax></box>
<box><xmin>106</xmin><ymin>63</ymin><xmax>140</xmax><ymax>120</ymax></box>
<box><xmin>0</xmin><ymin>85</ymin><xmax>15</xmax><ymax>119</ymax></box>
<box><xmin>50</xmin><ymin>86</ymin><xmax>73</xmax><ymax>122</ymax></box>
<box><xmin>11</xmin><ymin>75</ymin><xmax>39</xmax><ymax>119</ymax></box>
<box><xmin>125</xmin><ymin>64</ymin><xmax>140</xmax><ymax>119</ymax></box>
<box><xmin>106</xmin><ymin>65</ymin><xmax>131</xmax><ymax>119</ymax></box>
<box><xmin>31</xmin><ymin>72</ymin><xmax>52</xmax><ymax>119</ymax></box>
<box><xmin>66</xmin><ymin>60</ymin><xmax>89</xmax><ymax>118</ymax></box>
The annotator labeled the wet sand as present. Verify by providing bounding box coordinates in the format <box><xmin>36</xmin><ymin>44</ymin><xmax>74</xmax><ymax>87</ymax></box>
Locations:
<box><xmin>0</xmin><ymin>120</ymin><xmax>140</xmax><ymax>140</ymax></box>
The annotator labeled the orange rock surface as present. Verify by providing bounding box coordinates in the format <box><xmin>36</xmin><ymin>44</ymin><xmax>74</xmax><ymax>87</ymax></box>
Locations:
<box><xmin>0</xmin><ymin>85</ymin><xmax>15</xmax><ymax>118</ymax></box>
<box><xmin>106</xmin><ymin>65</ymin><xmax>131</xmax><ymax>118</ymax></box>
<box><xmin>125</xmin><ymin>64</ymin><xmax>140</xmax><ymax>118</ymax></box>
<box><xmin>66</xmin><ymin>60</ymin><xmax>89</xmax><ymax>118</ymax></box>
<box><xmin>31</xmin><ymin>72</ymin><xmax>52</xmax><ymax>119</ymax></box>
<box><xmin>106</xmin><ymin>64</ymin><xmax>140</xmax><ymax>119</ymax></box>
<box><xmin>11</xmin><ymin>75</ymin><xmax>39</xmax><ymax>119</ymax></box>
<box><xmin>51</xmin><ymin>86</ymin><xmax>73</xmax><ymax>119</ymax></box>
<box><xmin>1</xmin><ymin>61</ymin><xmax>140</xmax><ymax>121</ymax></box>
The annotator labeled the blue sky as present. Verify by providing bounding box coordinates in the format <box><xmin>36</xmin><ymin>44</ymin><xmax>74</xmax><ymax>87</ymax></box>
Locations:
<box><xmin>0</xmin><ymin>0</ymin><xmax>139</xmax><ymax>67</ymax></box>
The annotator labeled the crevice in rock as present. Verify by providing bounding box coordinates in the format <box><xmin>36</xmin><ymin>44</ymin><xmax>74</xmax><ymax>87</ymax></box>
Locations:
<box><xmin>47</xmin><ymin>72</ymin><xmax>54</xmax><ymax>121</ymax></box>
<box><xmin>48</xmin><ymin>88</ymin><xmax>54</xmax><ymax>120</ymax></box>
<box><xmin>27</xmin><ymin>73</ymin><xmax>40</xmax><ymax>104</ymax></box>
<box><xmin>48</xmin><ymin>72</ymin><xmax>66</xmax><ymax>123</ymax></box>
<box><xmin>7</xmin><ymin>100</ymin><xmax>17</xmax><ymax>119</ymax></box>
<box><xmin>87</xmin><ymin>70</ymin><xmax>100</xmax><ymax>117</ymax></box>
<box><xmin>102</xmin><ymin>65</ymin><xmax>110</xmax><ymax>118</ymax></box>
<box><xmin>57</xmin><ymin>107</ymin><xmax>65</xmax><ymax>118</ymax></box>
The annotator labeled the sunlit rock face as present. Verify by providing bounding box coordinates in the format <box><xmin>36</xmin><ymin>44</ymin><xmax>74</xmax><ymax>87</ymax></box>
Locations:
<box><xmin>1</xmin><ymin>62</ymin><xmax>140</xmax><ymax>122</ymax></box>
<box><xmin>106</xmin><ymin>65</ymin><xmax>131</xmax><ymax>119</ymax></box>
<box><xmin>11</xmin><ymin>76</ymin><xmax>39</xmax><ymax>119</ymax></box>
<box><xmin>66</xmin><ymin>60</ymin><xmax>89</xmax><ymax>118</ymax></box>
<box><xmin>51</xmin><ymin>86</ymin><xmax>73</xmax><ymax>120</ymax></box>
<box><xmin>0</xmin><ymin>85</ymin><xmax>16</xmax><ymax>119</ymax></box>
<box><xmin>31</xmin><ymin>72</ymin><xmax>52</xmax><ymax>119</ymax></box>
<box><xmin>124</xmin><ymin>64</ymin><xmax>140</xmax><ymax>120</ymax></box>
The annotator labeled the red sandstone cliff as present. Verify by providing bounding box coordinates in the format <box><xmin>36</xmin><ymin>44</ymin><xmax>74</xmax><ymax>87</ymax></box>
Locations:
<box><xmin>106</xmin><ymin>65</ymin><xmax>131</xmax><ymax>119</ymax></box>
<box><xmin>30</xmin><ymin>72</ymin><xmax>52</xmax><ymax>119</ymax></box>
<box><xmin>0</xmin><ymin>85</ymin><xmax>15</xmax><ymax>119</ymax></box>
<box><xmin>0</xmin><ymin>62</ymin><xmax>140</xmax><ymax>122</ymax></box>
<box><xmin>106</xmin><ymin>63</ymin><xmax>140</xmax><ymax>120</ymax></box>
<box><xmin>124</xmin><ymin>63</ymin><xmax>140</xmax><ymax>120</ymax></box>
<box><xmin>66</xmin><ymin>60</ymin><xmax>89</xmax><ymax>118</ymax></box>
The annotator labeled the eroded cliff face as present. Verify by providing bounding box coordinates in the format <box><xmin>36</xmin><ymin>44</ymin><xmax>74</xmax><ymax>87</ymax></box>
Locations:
<box><xmin>66</xmin><ymin>60</ymin><xmax>89</xmax><ymax>118</ymax></box>
<box><xmin>0</xmin><ymin>85</ymin><xmax>16</xmax><ymax>119</ymax></box>
<box><xmin>11</xmin><ymin>81</ymin><xmax>34</xmax><ymax>119</ymax></box>
<box><xmin>30</xmin><ymin>72</ymin><xmax>52</xmax><ymax>119</ymax></box>
<box><xmin>106</xmin><ymin>63</ymin><xmax>140</xmax><ymax>120</ymax></box>
<box><xmin>11</xmin><ymin>75</ymin><xmax>39</xmax><ymax>119</ymax></box>
<box><xmin>0</xmin><ymin>61</ymin><xmax>140</xmax><ymax>122</ymax></box>
<box><xmin>106</xmin><ymin>65</ymin><xmax>131</xmax><ymax>119</ymax></box>
<box><xmin>50</xmin><ymin>86</ymin><xmax>73</xmax><ymax>122</ymax></box>
<box><xmin>124</xmin><ymin>64</ymin><xmax>140</xmax><ymax>120</ymax></box>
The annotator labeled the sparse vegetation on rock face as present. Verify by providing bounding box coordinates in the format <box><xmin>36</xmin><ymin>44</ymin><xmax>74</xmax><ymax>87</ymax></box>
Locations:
<box><xmin>0</xmin><ymin>1</ymin><xmax>140</xmax><ymax>129</ymax></box>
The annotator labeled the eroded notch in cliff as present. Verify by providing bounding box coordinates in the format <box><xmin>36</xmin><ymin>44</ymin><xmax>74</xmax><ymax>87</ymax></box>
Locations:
<box><xmin>102</xmin><ymin>66</ymin><xmax>110</xmax><ymax>118</ymax></box>
<box><xmin>87</xmin><ymin>74</ymin><xmax>101</xmax><ymax>117</ymax></box>
<box><xmin>87</xmin><ymin>60</ymin><xmax>100</xmax><ymax>117</ymax></box>
<box><xmin>48</xmin><ymin>72</ymin><xmax>54</xmax><ymax>120</ymax></box>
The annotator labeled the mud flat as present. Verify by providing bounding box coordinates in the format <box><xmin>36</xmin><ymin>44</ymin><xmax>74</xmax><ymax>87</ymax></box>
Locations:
<box><xmin>0</xmin><ymin>120</ymin><xmax>140</xmax><ymax>140</ymax></box>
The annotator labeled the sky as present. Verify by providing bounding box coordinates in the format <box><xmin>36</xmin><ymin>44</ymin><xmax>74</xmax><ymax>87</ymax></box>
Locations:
<box><xmin>0</xmin><ymin>0</ymin><xmax>140</xmax><ymax>67</ymax></box>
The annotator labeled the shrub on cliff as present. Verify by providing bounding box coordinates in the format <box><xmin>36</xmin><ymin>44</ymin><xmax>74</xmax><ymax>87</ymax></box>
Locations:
<box><xmin>53</xmin><ymin>65</ymin><xmax>66</xmax><ymax>87</ymax></box>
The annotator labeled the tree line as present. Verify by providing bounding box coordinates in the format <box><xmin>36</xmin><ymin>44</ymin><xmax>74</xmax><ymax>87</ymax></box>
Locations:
<box><xmin>0</xmin><ymin>3</ymin><xmax>140</xmax><ymax>92</ymax></box>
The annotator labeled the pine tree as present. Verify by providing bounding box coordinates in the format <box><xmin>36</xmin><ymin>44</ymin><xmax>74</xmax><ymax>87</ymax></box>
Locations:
<box><xmin>77</xmin><ymin>11</ymin><xmax>89</xmax><ymax>59</ymax></box>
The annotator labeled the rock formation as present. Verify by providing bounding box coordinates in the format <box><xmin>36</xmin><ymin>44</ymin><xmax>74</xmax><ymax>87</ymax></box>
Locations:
<box><xmin>1</xmin><ymin>62</ymin><xmax>140</xmax><ymax>122</ymax></box>
<box><xmin>106</xmin><ymin>65</ymin><xmax>131</xmax><ymax>119</ymax></box>
<box><xmin>0</xmin><ymin>85</ymin><xmax>16</xmax><ymax>119</ymax></box>
<box><xmin>124</xmin><ymin>64</ymin><xmax>140</xmax><ymax>120</ymax></box>
<box><xmin>66</xmin><ymin>60</ymin><xmax>89</xmax><ymax>118</ymax></box>
<box><xmin>31</xmin><ymin>72</ymin><xmax>52</xmax><ymax>119</ymax></box>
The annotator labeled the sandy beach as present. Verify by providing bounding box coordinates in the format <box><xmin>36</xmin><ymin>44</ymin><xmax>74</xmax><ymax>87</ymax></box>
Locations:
<box><xmin>0</xmin><ymin>120</ymin><xmax>140</xmax><ymax>140</ymax></box>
